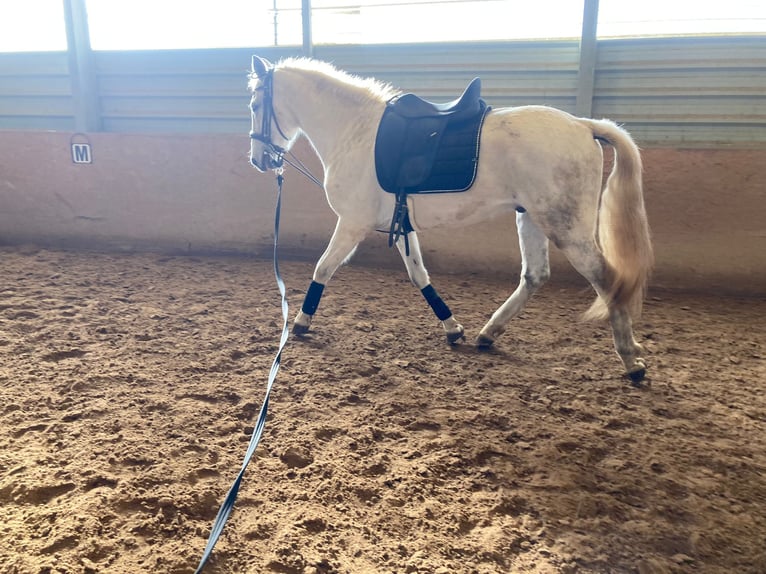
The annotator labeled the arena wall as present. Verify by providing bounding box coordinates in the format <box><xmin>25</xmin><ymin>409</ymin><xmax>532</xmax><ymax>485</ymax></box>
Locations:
<box><xmin>0</xmin><ymin>131</ymin><xmax>763</xmax><ymax>296</ymax></box>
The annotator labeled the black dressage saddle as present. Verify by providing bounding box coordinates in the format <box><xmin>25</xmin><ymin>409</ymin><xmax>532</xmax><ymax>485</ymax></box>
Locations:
<box><xmin>388</xmin><ymin>77</ymin><xmax>483</xmax><ymax>119</ymax></box>
<box><xmin>375</xmin><ymin>77</ymin><xmax>489</xmax><ymax>195</ymax></box>
<box><xmin>374</xmin><ymin>78</ymin><xmax>490</xmax><ymax>252</ymax></box>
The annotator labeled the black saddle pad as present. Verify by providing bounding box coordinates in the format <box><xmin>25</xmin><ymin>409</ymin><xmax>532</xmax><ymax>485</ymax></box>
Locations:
<box><xmin>375</xmin><ymin>86</ymin><xmax>490</xmax><ymax>195</ymax></box>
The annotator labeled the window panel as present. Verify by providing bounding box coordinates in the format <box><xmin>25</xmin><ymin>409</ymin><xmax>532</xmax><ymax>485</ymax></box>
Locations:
<box><xmin>0</xmin><ymin>0</ymin><xmax>67</xmax><ymax>52</ymax></box>
<box><xmin>311</xmin><ymin>1</ymin><xmax>584</xmax><ymax>44</ymax></box>
<box><xmin>86</xmin><ymin>0</ymin><xmax>301</xmax><ymax>50</ymax></box>
<box><xmin>598</xmin><ymin>0</ymin><xmax>766</xmax><ymax>37</ymax></box>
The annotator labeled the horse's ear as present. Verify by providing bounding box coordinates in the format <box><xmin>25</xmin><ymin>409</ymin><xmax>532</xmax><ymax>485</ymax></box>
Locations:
<box><xmin>251</xmin><ymin>55</ymin><xmax>272</xmax><ymax>77</ymax></box>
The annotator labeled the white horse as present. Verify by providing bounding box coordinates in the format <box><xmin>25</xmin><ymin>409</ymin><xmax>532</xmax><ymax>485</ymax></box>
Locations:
<box><xmin>248</xmin><ymin>56</ymin><xmax>653</xmax><ymax>382</ymax></box>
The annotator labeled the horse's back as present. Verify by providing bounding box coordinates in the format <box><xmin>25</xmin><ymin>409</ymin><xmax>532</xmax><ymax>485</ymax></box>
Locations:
<box><xmin>476</xmin><ymin>105</ymin><xmax>604</xmax><ymax>191</ymax></box>
<box><xmin>483</xmin><ymin>105</ymin><xmax>599</xmax><ymax>153</ymax></box>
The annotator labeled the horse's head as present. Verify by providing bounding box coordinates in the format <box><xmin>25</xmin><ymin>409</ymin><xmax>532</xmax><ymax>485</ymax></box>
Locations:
<box><xmin>248</xmin><ymin>56</ymin><xmax>288</xmax><ymax>172</ymax></box>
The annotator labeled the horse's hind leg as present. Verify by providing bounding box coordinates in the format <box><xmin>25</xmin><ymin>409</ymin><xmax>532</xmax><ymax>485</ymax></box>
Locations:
<box><xmin>608</xmin><ymin>306</ymin><xmax>646</xmax><ymax>383</ymax></box>
<box><xmin>477</xmin><ymin>210</ymin><xmax>550</xmax><ymax>347</ymax></box>
<box><xmin>557</xmin><ymin>241</ymin><xmax>646</xmax><ymax>382</ymax></box>
<box><xmin>395</xmin><ymin>232</ymin><xmax>464</xmax><ymax>343</ymax></box>
<box><xmin>293</xmin><ymin>219</ymin><xmax>367</xmax><ymax>335</ymax></box>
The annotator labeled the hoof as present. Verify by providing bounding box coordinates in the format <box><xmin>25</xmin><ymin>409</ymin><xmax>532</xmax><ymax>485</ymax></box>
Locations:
<box><xmin>292</xmin><ymin>322</ymin><xmax>310</xmax><ymax>336</ymax></box>
<box><xmin>293</xmin><ymin>311</ymin><xmax>312</xmax><ymax>336</ymax></box>
<box><xmin>446</xmin><ymin>326</ymin><xmax>465</xmax><ymax>344</ymax></box>
<box><xmin>446</xmin><ymin>331</ymin><xmax>465</xmax><ymax>344</ymax></box>
<box><xmin>626</xmin><ymin>360</ymin><xmax>647</xmax><ymax>385</ymax></box>
<box><xmin>627</xmin><ymin>367</ymin><xmax>646</xmax><ymax>385</ymax></box>
<box><xmin>476</xmin><ymin>334</ymin><xmax>495</xmax><ymax>349</ymax></box>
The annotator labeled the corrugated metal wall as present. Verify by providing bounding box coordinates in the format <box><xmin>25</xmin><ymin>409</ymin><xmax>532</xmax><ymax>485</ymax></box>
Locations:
<box><xmin>594</xmin><ymin>36</ymin><xmax>766</xmax><ymax>145</ymax></box>
<box><xmin>320</xmin><ymin>41</ymin><xmax>581</xmax><ymax>110</ymax></box>
<box><xmin>0</xmin><ymin>52</ymin><xmax>74</xmax><ymax>131</ymax></box>
<box><xmin>1</xmin><ymin>36</ymin><xmax>764</xmax><ymax>146</ymax></box>
<box><xmin>94</xmin><ymin>47</ymin><xmax>294</xmax><ymax>134</ymax></box>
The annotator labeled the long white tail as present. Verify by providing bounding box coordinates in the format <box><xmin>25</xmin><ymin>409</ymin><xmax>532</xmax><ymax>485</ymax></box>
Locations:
<box><xmin>584</xmin><ymin>119</ymin><xmax>653</xmax><ymax>320</ymax></box>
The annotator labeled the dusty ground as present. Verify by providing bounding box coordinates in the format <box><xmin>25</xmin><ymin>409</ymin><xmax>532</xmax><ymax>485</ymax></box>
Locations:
<box><xmin>0</xmin><ymin>247</ymin><xmax>764</xmax><ymax>574</ymax></box>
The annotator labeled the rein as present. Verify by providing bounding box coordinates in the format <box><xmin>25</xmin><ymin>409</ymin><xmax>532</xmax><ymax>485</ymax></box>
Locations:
<box><xmin>196</xmin><ymin>83</ymin><xmax>323</xmax><ymax>567</ymax></box>
<box><xmin>193</xmin><ymin>170</ymin><xmax>290</xmax><ymax>573</ymax></box>
<box><xmin>280</xmin><ymin>152</ymin><xmax>323</xmax><ymax>188</ymax></box>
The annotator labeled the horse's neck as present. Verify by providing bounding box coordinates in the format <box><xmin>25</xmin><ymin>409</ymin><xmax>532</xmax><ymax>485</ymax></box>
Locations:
<box><xmin>276</xmin><ymin>69</ymin><xmax>382</xmax><ymax>166</ymax></box>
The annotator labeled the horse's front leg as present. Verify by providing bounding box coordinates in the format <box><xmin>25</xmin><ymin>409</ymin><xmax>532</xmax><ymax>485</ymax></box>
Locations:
<box><xmin>294</xmin><ymin>219</ymin><xmax>367</xmax><ymax>335</ymax></box>
<box><xmin>395</xmin><ymin>232</ymin><xmax>464</xmax><ymax>343</ymax></box>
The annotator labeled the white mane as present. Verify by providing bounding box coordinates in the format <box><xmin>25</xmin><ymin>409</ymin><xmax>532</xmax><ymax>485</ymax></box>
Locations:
<box><xmin>274</xmin><ymin>57</ymin><xmax>400</xmax><ymax>103</ymax></box>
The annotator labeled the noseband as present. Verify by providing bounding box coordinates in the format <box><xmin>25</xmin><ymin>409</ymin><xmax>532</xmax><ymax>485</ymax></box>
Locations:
<box><xmin>250</xmin><ymin>69</ymin><xmax>289</xmax><ymax>169</ymax></box>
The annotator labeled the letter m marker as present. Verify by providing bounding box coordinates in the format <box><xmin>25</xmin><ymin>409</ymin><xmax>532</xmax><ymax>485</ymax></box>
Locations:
<box><xmin>71</xmin><ymin>143</ymin><xmax>92</xmax><ymax>164</ymax></box>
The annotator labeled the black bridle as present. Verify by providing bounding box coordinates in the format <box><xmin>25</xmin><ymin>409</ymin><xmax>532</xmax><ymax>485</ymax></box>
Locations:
<box><xmin>249</xmin><ymin>68</ymin><xmax>289</xmax><ymax>170</ymax></box>
<box><xmin>249</xmin><ymin>68</ymin><xmax>323</xmax><ymax>187</ymax></box>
